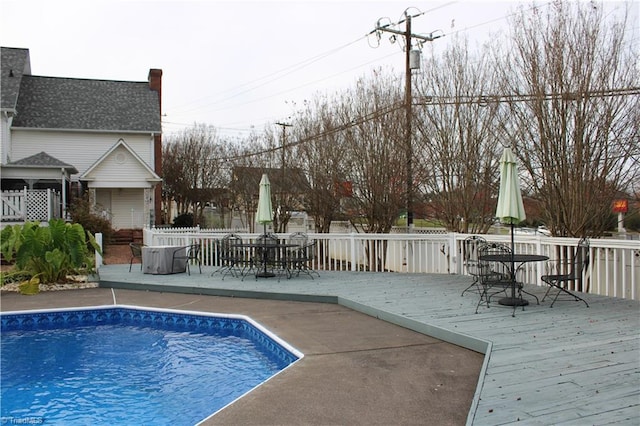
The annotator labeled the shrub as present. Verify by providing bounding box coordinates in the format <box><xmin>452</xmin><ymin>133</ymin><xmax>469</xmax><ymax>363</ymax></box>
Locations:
<box><xmin>69</xmin><ymin>195</ymin><xmax>114</xmax><ymax>244</ymax></box>
<box><xmin>173</xmin><ymin>213</ymin><xmax>194</xmax><ymax>228</ymax></box>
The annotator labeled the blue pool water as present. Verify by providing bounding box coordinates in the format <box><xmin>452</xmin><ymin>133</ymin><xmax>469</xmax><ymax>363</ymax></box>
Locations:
<box><xmin>1</xmin><ymin>306</ymin><xmax>301</xmax><ymax>425</ymax></box>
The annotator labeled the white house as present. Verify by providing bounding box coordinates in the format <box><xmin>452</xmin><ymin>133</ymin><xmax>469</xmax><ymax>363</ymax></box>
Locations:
<box><xmin>0</xmin><ymin>47</ymin><xmax>162</xmax><ymax>230</ymax></box>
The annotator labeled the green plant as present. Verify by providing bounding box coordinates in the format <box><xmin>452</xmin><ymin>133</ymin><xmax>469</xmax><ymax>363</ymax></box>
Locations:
<box><xmin>68</xmin><ymin>195</ymin><xmax>114</xmax><ymax>245</ymax></box>
<box><xmin>0</xmin><ymin>219</ymin><xmax>102</xmax><ymax>293</ymax></box>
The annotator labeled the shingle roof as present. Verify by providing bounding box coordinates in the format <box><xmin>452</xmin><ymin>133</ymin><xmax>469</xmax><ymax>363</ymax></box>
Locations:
<box><xmin>7</xmin><ymin>151</ymin><xmax>78</xmax><ymax>174</ymax></box>
<box><xmin>1</xmin><ymin>47</ymin><xmax>30</xmax><ymax>111</ymax></box>
<box><xmin>12</xmin><ymin>75</ymin><xmax>161</xmax><ymax>132</ymax></box>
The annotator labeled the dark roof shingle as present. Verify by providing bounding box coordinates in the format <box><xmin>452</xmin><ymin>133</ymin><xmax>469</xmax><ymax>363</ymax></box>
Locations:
<box><xmin>12</xmin><ymin>75</ymin><xmax>161</xmax><ymax>132</ymax></box>
<box><xmin>1</xmin><ymin>47</ymin><xmax>31</xmax><ymax>111</ymax></box>
<box><xmin>7</xmin><ymin>151</ymin><xmax>78</xmax><ymax>173</ymax></box>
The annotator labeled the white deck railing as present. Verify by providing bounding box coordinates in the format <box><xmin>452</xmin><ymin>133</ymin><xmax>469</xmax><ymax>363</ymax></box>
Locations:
<box><xmin>138</xmin><ymin>228</ymin><xmax>640</xmax><ymax>301</ymax></box>
<box><xmin>1</xmin><ymin>188</ymin><xmax>62</xmax><ymax>222</ymax></box>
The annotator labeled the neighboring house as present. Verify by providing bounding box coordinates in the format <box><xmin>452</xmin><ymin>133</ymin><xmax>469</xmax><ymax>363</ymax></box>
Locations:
<box><xmin>0</xmin><ymin>47</ymin><xmax>162</xmax><ymax>229</ymax></box>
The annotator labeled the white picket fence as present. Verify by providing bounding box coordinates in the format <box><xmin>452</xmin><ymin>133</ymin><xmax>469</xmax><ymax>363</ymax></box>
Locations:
<box><xmin>1</xmin><ymin>188</ymin><xmax>62</xmax><ymax>222</ymax></box>
<box><xmin>135</xmin><ymin>227</ymin><xmax>640</xmax><ymax>301</ymax></box>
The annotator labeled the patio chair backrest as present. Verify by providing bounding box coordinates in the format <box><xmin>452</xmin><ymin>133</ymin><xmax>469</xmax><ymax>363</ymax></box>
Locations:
<box><xmin>130</xmin><ymin>242</ymin><xmax>142</xmax><ymax>257</ymax></box>
<box><xmin>220</xmin><ymin>233</ymin><xmax>243</xmax><ymax>263</ymax></box>
<box><xmin>571</xmin><ymin>238</ymin><xmax>590</xmax><ymax>282</ymax></box>
<box><xmin>187</xmin><ymin>243</ymin><xmax>200</xmax><ymax>260</ymax></box>
<box><xmin>478</xmin><ymin>242</ymin><xmax>512</xmax><ymax>281</ymax></box>
<box><xmin>288</xmin><ymin>231</ymin><xmax>308</xmax><ymax>248</ymax></box>
<box><xmin>462</xmin><ymin>236</ymin><xmax>486</xmax><ymax>276</ymax></box>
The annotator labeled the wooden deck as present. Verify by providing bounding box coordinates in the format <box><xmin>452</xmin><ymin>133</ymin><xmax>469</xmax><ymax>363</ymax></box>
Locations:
<box><xmin>99</xmin><ymin>265</ymin><xmax>640</xmax><ymax>425</ymax></box>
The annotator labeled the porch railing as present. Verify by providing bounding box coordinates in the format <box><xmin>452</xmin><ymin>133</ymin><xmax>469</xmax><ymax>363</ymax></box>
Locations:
<box><xmin>137</xmin><ymin>228</ymin><xmax>640</xmax><ymax>301</ymax></box>
<box><xmin>1</xmin><ymin>188</ymin><xmax>62</xmax><ymax>222</ymax></box>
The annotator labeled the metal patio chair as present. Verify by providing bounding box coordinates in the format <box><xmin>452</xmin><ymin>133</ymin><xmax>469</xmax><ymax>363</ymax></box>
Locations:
<box><xmin>460</xmin><ymin>235</ymin><xmax>487</xmax><ymax>297</ymax></box>
<box><xmin>541</xmin><ymin>238</ymin><xmax>590</xmax><ymax>308</ymax></box>
<box><xmin>172</xmin><ymin>243</ymin><xmax>201</xmax><ymax>275</ymax></box>
<box><xmin>129</xmin><ymin>242</ymin><xmax>143</xmax><ymax>272</ymax></box>
<box><xmin>476</xmin><ymin>242</ymin><xmax>514</xmax><ymax>313</ymax></box>
<box><xmin>213</xmin><ymin>233</ymin><xmax>245</xmax><ymax>280</ymax></box>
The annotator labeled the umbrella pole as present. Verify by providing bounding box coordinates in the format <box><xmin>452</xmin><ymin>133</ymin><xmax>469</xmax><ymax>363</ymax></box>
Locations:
<box><xmin>263</xmin><ymin>223</ymin><xmax>268</xmax><ymax>276</ymax></box>
<box><xmin>511</xmin><ymin>222</ymin><xmax>516</xmax><ymax>300</ymax></box>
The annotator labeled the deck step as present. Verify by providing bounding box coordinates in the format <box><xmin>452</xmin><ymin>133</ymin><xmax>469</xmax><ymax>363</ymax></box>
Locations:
<box><xmin>112</xmin><ymin>229</ymin><xmax>143</xmax><ymax>245</ymax></box>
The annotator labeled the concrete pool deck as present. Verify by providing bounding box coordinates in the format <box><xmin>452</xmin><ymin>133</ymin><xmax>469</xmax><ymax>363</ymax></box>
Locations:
<box><xmin>1</xmin><ymin>288</ymin><xmax>483</xmax><ymax>425</ymax></box>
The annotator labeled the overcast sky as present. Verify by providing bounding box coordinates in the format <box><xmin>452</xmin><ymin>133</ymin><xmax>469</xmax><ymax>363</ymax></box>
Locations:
<box><xmin>1</xmin><ymin>1</ymin><xmax>635</xmax><ymax>138</ymax></box>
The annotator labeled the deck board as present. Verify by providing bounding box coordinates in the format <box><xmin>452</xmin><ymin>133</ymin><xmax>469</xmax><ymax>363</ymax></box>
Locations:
<box><xmin>98</xmin><ymin>266</ymin><xmax>640</xmax><ymax>425</ymax></box>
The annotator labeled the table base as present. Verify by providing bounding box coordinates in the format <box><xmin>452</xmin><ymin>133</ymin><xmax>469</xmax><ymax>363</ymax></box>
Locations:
<box><xmin>256</xmin><ymin>271</ymin><xmax>276</xmax><ymax>278</ymax></box>
<box><xmin>499</xmin><ymin>297</ymin><xmax>529</xmax><ymax>307</ymax></box>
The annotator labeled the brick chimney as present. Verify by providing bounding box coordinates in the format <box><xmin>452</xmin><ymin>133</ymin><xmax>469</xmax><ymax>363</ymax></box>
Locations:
<box><xmin>148</xmin><ymin>68</ymin><xmax>162</xmax><ymax>113</ymax></box>
<box><xmin>148</xmin><ymin>68</ymin><xmax>164</xmax><ymax>224</ymax></box>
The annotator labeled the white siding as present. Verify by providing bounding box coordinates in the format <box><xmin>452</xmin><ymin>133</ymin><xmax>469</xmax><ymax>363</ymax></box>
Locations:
<box><xmin>84</xmin><ymin>145</ymin><xmax>156</xmax><ymax>188</ymax></box>
<box><xmin>0</xmin><ymin>114</ymin><xmax>13</xmax><ymax>164</ymax></box>
<box><xmin>9</xmin><ymin>130</ymin><xmax>154</xmax><ymax>181</ymax></box>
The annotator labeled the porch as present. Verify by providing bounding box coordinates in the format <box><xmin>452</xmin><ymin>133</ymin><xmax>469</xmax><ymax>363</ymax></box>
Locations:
<box><xmin>0</xmin><ymin>188</ymin><xmax>62</xmax><ymax>223</ymax></box>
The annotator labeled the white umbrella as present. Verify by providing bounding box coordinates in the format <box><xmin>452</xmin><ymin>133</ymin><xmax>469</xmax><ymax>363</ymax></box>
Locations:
<box><xmin>496</xmin><ymin>147</ymin><xmax>526</xmax><ymax>227</ymax></box>
<box><xmin>495</xmin><ymin>147</ymin><xmax>526</xmax><ymax>305</ymax></box>
<box><xmin>256</xmin><ymin>173</ymin><xmax>273</xmax><ymax>234</ymax></box>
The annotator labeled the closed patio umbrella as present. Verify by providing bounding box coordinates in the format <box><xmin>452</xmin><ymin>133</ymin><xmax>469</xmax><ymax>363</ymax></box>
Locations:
<box><xmin>495</xmin><ymin>147</ymin><xmax>526</xmax><ymax>305</ymax></box>
<box><xmin>256</xmin><ymin>173</ymin><xmax>273</xmax><ymax>235</ymax></box>
<box><xmin>256</xmin><ymin>173</ymin><xmax>275</xmax><ymax>277</ymax></box>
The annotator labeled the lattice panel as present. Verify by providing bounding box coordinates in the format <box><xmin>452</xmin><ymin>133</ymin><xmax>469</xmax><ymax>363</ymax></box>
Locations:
<box><xmin>26</xmin><ymin>190</ymin><xmax>49</xmax><ymax>220</ymax></box>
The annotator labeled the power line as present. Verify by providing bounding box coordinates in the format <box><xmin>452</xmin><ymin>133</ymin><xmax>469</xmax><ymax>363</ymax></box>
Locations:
<box><xmin>216</xmin><ymin>85</ymin><xmax>638</xmax><ymax>162</ymax></box>
<box><xmin>415</xmin><ymin>87</ymin><xmax>640</xmax><ymax>106</ymax></box>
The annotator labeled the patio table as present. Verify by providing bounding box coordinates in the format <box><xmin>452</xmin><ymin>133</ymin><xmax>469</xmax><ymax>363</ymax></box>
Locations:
<box><xmin>232</xmin><ymin>242</ymin><xmax>298</xmax><ymax>278</ymax></box>
<box><xmin>142</xmin><ymin>245</ymin><xmax>187</xmax><ymax>275</ymax></box>
<box><xmin>478</xmin><ymin>254</ymin><xmax>548</xmax><ymax>306</ymax></box>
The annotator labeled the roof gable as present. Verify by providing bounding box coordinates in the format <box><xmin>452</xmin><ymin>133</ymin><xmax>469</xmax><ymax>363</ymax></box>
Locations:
<box><xmin>81</xmin><ymin>138</ymin><xmax>160</xmax><ymax>183</ymax></box>
<box><xmin>12</xmin><ymin>75</ymin><xmax>161</xmax><ymax>132</ymax></box>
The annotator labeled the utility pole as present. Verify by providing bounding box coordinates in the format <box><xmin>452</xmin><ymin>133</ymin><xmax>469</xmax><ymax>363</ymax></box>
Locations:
<box><xmin>275</xmin><ymin>122</ymin><xmax>292</xmax><ymax>171</ymax></box>
<box><xmin>275</xmin><ymin>122</ymin><xmax>292</xmax><ymax>232</ymax></box>
<box><xmin>373</xmin><ymin>11</ymin><xmax>442</xmax><ymax>231</ymax></box>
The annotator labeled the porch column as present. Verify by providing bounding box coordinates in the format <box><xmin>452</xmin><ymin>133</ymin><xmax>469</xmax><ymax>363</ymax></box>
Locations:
<box><xmin>61</xmin><ymin>168</ymin><xmax>67</xmax><ymax>219</ymax></box>
<box><xmin>89</xmin><ymin>188</ymin><xmax>96</xmax><ymax>213</ymax></box>
<box><xmin>144</xmin><ymin>188</ymin><xmax>151</xmax><ymax>227</ymax></box>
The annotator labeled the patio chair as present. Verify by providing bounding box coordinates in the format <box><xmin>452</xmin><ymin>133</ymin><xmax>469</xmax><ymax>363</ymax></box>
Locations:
<box><xmin>252</xmin><ymin>233</ymin><xmax>280</xmax><ymax>280</ymax></box>
<box><xmin>476</xmin><ymin>242</ymin><xmax>514</xmax><ymax>313</ymax></box>
<box><xmin>541</xmin><ymin>238</ymin><xmax>590</xmax><ymax>308</ymax></box>
<box><xmin>172</xmin><ymin>244</ymin><xmax>201</xmax><ymax>275</ymax></box>
<box><xmin>460</xmin><ymin>236</ymin><xmax>487</xmax><ymax>297</ymax></box>
<box><xmin>289</xmin><ymin>240</ymin><xmax>319</xmax><ymax>279</ymax></box>
<box><xmin>283</xmin><ymin>232</ymin><xmax>309</xmax><ymax>277</ymax></box>
<box><xmin>129</xmin><ymin>242</ymin><xmax>143</xmax><ymax>272</ymax></box>
<box><xmin>213</xmin><ymin>233</ymin><xmax>245</xmax><ymax>280</ymax></box>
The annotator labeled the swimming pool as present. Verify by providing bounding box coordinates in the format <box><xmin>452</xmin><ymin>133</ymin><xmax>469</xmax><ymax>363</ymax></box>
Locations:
<box><xmin>1</xmin><ymin>305</ymin><xmax>302</xmax><ymax>425</ymax></box>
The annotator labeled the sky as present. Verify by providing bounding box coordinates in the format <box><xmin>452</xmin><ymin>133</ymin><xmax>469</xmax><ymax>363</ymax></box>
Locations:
<box><xmin>1</xmin><ymin>0</ymin><xmax>636</xmax><ymax>139</ymax></box>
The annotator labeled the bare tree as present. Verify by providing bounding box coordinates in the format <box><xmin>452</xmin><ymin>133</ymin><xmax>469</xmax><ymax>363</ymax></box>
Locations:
<box><xmin>226</xmin><ymin>132</ymin><xmax>267</xmax><ymax>232</ymax></box>
<box><xmin>338</xmin><ymin>70</ymin><xmax>406</xmax><ymax>234</ymax></box>
<box><xmin>414</xmin><ymin>38</ymin><xmax>503</xmax><ymax>233</ymax></box>
<box><xmin>290</xmin><ymin>96</ymin><xmax>349</xmax><ymax>233</ymax></box>
<box><xmin>162</xmin><ymin>124</ymin><xmax>226</xmax><ymax>226</ymax></box>
<box><xmin>499</xmin><ymin>1</ymin><xmax>639</xmax><ymax>237</ymax></box>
